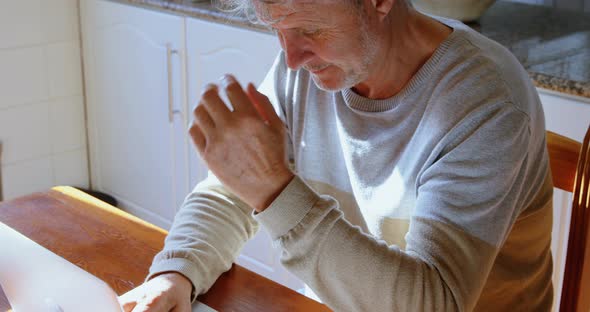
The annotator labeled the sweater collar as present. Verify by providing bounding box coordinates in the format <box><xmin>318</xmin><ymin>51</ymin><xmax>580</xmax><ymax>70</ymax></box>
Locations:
<box><xmin>341</xmin><ymin>17</ymin><xmax>465</xmax><ymax>113</ymax></box>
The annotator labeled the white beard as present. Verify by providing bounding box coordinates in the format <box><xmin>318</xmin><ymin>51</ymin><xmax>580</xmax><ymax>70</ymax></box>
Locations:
<box><xmin>311</xmin><ymin>18</ymin><xmax>379</xmax><ymax>92</ymax></box>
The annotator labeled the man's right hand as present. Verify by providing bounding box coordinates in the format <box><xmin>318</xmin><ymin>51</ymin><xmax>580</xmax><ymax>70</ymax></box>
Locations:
<box><xmin>118</xmin><ymin>272</ymin><xmax>193</xmax><ymax>312</ymax></box>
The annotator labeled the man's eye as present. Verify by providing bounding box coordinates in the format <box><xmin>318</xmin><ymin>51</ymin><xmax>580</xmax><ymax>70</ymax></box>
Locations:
<box><xmin>300</xmin><ymin>29</ymin><xmax>321</xmax><ymax>37</ymax></box>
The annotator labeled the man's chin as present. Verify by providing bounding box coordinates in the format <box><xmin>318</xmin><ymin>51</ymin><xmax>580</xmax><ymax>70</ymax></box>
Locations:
<box><xmin>311</xmin><ymin>73</ymin><xmax>346</xmax><ymax>92</ymax></box>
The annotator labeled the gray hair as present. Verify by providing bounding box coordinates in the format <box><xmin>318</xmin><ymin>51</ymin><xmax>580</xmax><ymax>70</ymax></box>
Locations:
<box><xmin>212</xmin><ymin>0</ymin><xmax>366</xmax><ymax>24</ymax></box>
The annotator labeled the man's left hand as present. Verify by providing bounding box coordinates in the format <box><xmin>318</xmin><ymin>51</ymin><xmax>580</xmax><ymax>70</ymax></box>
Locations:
<box><xmin>189</xmin><ymin>74</ymin><xmax>294</xmax><ymax>213</ymax></box>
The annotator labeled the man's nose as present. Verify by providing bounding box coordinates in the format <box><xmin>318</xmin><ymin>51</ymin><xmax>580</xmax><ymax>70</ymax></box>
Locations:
<box><xmin>279</xmin><ymin>31</ymin><xmax>314</xmax><ymax>70</ymax></box>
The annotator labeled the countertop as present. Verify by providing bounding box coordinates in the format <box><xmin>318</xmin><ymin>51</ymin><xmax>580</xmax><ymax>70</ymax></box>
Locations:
<box><xmin>108</xmin><ymin>0</ymin><xmax>590</xmax><ymax>98</ymax></box>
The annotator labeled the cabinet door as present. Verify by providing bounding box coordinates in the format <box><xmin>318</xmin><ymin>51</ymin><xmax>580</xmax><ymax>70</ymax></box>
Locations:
<box><xmin>185</xmin><ymin>19</ymin><xmax>305</xmax><ymax>292</ymax></box>
<box><xmin>80</xmin><ymin>0</ymin><xmax>188</xmax><ymax>230</ymax></box>
<box><xmin>539</xmin><ymin>89</ymin><xmax>590</xmax><ymax>312</ymax></box>
<box><xmin>186</xmin><ymin>20</ymin><xmax>281</xmax><ymax>186</ymax></box>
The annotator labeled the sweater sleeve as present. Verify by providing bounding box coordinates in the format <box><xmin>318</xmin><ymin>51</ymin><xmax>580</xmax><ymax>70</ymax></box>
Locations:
<box><xmin>147</xmin><ymin>52</ymin><xmax>290</xmax><ymax>302</ymax></box>
<box><xmin>253</xmin><ymin>104</ymin><xmax>534</xmax><ymax>311</ymax></box>
<box><xmin>147</xmin><ymin>172</ymin><xmax>259</xmax><ymax>302</ymax></box>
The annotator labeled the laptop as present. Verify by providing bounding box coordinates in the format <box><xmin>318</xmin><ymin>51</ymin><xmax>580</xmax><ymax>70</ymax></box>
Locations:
<box><xmin>0</xmin><ymin>222</ymin><xmax>216</xmax><ymax>312</ymax></box>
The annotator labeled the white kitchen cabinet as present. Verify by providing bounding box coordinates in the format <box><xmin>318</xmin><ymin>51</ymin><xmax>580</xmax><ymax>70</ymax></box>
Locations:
<box><xmin>80</xmin><ymin>0</ymin><xmax>188</xmax><ymax>230</ymax></box>
<box><xmin>184</xmin><ymin>19</ymin><xmax>304</xmax><ymax>292</ymax></box>
<box><xmin>81</xmin><ymin>0</ymin><xmax>301</xmax><ymax>292</ymax></box>
<box><xmin>538</xmin><ymin>88</ymin><xmax>590</xmax><ymax>311</ymax></box>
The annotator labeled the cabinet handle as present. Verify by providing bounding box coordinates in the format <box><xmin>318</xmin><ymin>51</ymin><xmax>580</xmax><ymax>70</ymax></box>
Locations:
<box><xmin>167</xmin><ymin>44</ymin><xmax>181</xmax><ymax>123</ymax></box>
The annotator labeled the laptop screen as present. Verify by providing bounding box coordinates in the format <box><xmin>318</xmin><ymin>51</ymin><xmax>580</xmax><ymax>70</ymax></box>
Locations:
<box><xmin>0</xmin><ymin>222</ymin><xmax>123</xmax><ymax>312</ymax></box>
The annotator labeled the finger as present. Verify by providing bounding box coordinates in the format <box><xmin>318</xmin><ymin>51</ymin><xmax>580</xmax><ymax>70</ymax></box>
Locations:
<box><xmin>188</xmin><ymin>122</ymin><xmax>206</xmax><ymax>154</ymax></box>
<box><xmin>131</xmin><ymin>299</ymin><xmax>167</xmax><ymax>312</ymax></box>
<box><xmin>246</xmin><ymin>83</ymin><xmax>283</xmax><ymax>128</ymax></box>
<box><xmin>170</xmin><ymin>301</ymin><xmax>192</xmax><ymax>312</ymax></box>
<box><xmin>220</xmin><ymin>74</ymin><xmax>257</xmax><ymax>116</ymax></box>
<box><xmin>245</xmin><ymin>83</ymin><xmax>270</xmax><ymax>123</ymax></box>
<box><xmin>120</xmin><ymin>300</ymin><xmax>137</xmax><ymax>312</ymax></box>
<box><xmin>130</xmin><ymin>302</ymin><xmax>153</xmax><ymax>312</ymax></box>
<box><xmin>193</xmin><ymin>104</ymin><xmax>215</xmax><ymax>135</ymax></box>
<box><xmin>201</xmin><ymin>84</ymin><xmax>231</xmax><ymax>125</ymax></box>
<box><xmin>118</xmin><ymin>290</ymin><xmax>140</xmax><ymax>312</ymax></box>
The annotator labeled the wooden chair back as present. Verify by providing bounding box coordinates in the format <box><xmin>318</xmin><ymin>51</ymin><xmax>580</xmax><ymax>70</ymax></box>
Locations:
<box><xmin>547</xmin><ymin>127</ymin><xmax>590</xmax><ymax>312</ymax></box>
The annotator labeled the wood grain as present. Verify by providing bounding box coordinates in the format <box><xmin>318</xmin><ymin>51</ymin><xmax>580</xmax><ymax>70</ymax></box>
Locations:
<box><xmin>0</xmin><ymin>187</ymin><xmax>330</xmax><ymax>311</ymax></box>
<box><xmin>547</xmin><ymin>130</ymin><xmax>582</xmax><ymax>192</ymax></box>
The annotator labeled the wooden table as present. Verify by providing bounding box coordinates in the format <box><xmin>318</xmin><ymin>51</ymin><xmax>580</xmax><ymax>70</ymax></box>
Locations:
<box><xmin>0</xmin><ymin>186</ymin><xmax>330</xmax><ymax>312</ymax></box>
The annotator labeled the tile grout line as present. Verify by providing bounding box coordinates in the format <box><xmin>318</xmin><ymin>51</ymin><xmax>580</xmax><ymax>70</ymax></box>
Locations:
<box><xmin>1</xmin><ymin>146</ymin><xmax>88</xmax><ymax>168</ymax></box>
<box><xmin>0</xmin><ymin>94</ymin><xmax>85</xmax><ymax>113</ymax></box>
<box><xmin>42</xmin><ymin>42</ymin><xmax>58</xmax><ymax>187</ymax></box>
<box><xmin>0</xmin><ymin>38</ymin><xmax>81</xmax><ymax>52</ymax></box>
<box><xmin>76</xmin><ymin>0</ymin><xmax>93</xmax><ymax>190</ymax></box>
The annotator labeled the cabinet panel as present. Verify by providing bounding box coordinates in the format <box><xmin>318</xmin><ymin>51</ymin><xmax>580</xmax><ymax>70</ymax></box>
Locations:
<box><xmin>540</xmin><ymin>89</ymin><xmax>590</xmax><ymax>142</ymax></box>
<box><xmin>81</xmin><ymin>0</ymin><xmax>187</xmax><ymax>229</ymax></box>
<box><xmin>184</xmin><ymin>19</ymin><xmax>304</xmax><ymax>291</ymax></box>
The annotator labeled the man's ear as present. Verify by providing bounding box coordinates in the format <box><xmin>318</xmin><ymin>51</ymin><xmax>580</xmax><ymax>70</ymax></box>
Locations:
<box><xmin>371</xmin><ymin>0</ymin><xmax>396</xmax><ymax>21</ymax></box>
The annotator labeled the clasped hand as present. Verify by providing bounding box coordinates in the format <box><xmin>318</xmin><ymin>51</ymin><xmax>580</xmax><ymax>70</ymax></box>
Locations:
<box><xmin>189</xmin><ymin>75</ymin><xmax>294</xmax><ymax>213</ymax></box>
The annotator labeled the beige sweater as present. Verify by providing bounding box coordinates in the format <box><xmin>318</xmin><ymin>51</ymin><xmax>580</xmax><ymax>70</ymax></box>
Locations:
<box><xmin>148</xmin><ymin>16</ymin><xmax>553</xmax><ymax>311</ymax></box>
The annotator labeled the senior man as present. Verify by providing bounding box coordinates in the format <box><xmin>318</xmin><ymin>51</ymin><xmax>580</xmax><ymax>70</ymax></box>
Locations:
<box><xmin>120</xmin><ymin>0</ymin><xmax>553</xmax><ymax>311</ymax></box>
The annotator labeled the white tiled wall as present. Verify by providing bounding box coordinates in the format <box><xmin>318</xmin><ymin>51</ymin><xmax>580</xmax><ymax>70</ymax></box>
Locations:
<box><xmin>0</xmin><ymin>0</ymin><xmax>88</xmax><ymax>200</ymax></box>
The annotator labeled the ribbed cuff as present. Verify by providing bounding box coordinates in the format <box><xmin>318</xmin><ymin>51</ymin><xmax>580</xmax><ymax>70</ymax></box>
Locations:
<box><xmin>147</xmin><ymin>258</ymin><xmax>199</xmax><ymax>303</ymax></box>
<box><xmin>253</xmin><ymin>175</ymin><xmax>320</xmax><ymax>240</ymax></box>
